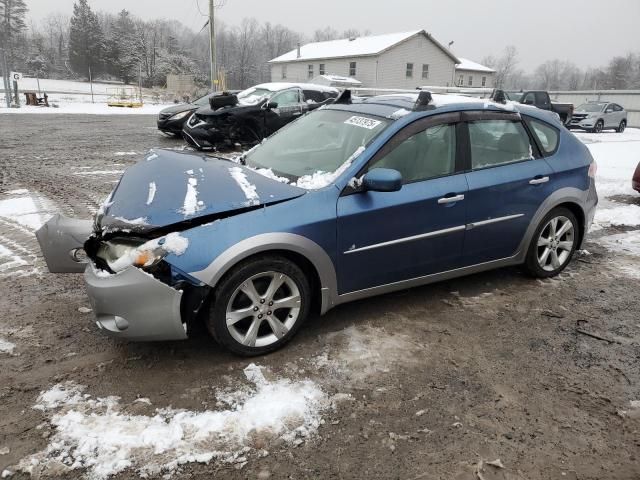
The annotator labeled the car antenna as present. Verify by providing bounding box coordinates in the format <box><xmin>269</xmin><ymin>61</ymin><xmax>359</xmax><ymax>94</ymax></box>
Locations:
<box><xmin>414</xmin><ymin>90</ymin><xmax>434</xmax><ymax>111</ymax></box>
<box><xmin>334</xmin><ymin>89</ymin><xmax>352</xmax><ymax>104</ymax></box>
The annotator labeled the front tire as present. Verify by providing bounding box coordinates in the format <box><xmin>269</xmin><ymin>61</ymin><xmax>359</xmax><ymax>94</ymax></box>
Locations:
<box><xmin>523</xmin><ymin>208</ymin><xmax>579</xmax><ymax>278</ymax></box>
<box><xmin>593</xmin><ymin>120</ymin><xmax>604</xmax><ymax>133</ymax></box>
<box><xmin>207</xmin><ymin>255</ymin><xmax>311</xmax><ymax>356</ymax></box>
<box><xmin>617</xmin><ymin>120</ymin><xmax>626</xmax><ymax>133</ymax></box>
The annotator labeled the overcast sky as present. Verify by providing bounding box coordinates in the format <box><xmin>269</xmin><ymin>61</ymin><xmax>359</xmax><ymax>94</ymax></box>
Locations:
<box><xmin>25</xmin><ymin>0</ymin><xmax>640</xmax><ymax>71</ymax></box>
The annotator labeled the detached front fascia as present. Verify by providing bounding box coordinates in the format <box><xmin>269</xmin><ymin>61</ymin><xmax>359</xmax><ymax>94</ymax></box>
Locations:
<box><xmin>84</xmin><ymin>262</ymin><xmax>187</xmax><ymax>341</ymax></box>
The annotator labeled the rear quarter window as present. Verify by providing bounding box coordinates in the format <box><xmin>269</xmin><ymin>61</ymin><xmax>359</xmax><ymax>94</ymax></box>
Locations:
<box><xmin>527</xmin><ymin>118</ymin><xmax>559</xmax><ymax>156</ymax></box>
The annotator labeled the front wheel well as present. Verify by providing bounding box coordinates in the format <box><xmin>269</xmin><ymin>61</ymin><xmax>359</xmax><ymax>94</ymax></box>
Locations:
<box><xmin>214</xmin><ymin>249</ymin><xmax>323</xmax><ymax>315</ymax></box>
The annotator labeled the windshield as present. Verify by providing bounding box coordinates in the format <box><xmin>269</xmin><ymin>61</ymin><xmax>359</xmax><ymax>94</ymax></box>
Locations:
<box><xmin>237</xmin><ymin>87</ymin><xmax>274</xmax><ymax>106</ymax></box>
<box><xmin>245</xmin><ymin>109</ymin><xmax>390</xmax><ymax>188</ymax></box>
<box><xmin>577</xmin><ymin>103</ymin><xmax>606</xmax><ymax>112</ymax></box>
<box><xmin>505</xmin><ymin>91</ymin><xmax>523</xmax><ymax>102</ymax></box>
<box><xmin>193</xmin><ymin>94</ymin><xmax>212</xmax><ymax>106</ymax></box>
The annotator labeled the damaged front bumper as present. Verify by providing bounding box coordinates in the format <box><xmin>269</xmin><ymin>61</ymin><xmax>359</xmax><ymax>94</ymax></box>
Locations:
<box><xmin>84</xmin><ymin>262</ymin><xmax>188</xmax><ymax>341</ymax></box>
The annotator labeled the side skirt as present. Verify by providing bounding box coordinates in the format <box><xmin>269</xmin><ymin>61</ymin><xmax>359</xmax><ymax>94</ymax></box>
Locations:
<box><xmin>334</xmin><ymin>253</ymin><xmax>522</xmax><ymax>306</ymax></box>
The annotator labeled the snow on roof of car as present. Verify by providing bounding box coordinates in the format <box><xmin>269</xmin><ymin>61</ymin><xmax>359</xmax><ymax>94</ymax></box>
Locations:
<box><xmin>269</xmin><ymin>30</ymin><xmax>459</xmax><ymax>63</ymax></box>
<box><xmin>455</xmin><ymin>58</ymin><xmax>496</xmax><ymax>73</ymax></box>
<box><xmin>253</xmin><ymin>82</ymin><xmax>339</xmax><ymax>93</ymax></box>
<box><xmin>313</xmin><ymin>75</ymin><xmax>362</xmax><ymax>86</ymax></box>
<box><xmin>356</xmin><ymin>92</ymin><xmax>521</xmax><ymax>115</ymax></box>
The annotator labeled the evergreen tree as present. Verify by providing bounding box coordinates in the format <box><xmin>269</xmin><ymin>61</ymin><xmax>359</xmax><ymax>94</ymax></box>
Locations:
<box><xmin>105</xmin><ymin>9</ymin><xmax>141</xmax><ymax>84</ymax></box>
<box><xmin>68</xmin><ymin>0</ymin><xmax>104</xmax><ymax>79</ymax></box>
<box><xmin>0</xmin><ymin>0</ymin><xmax>28</xmax><ymax>65</ymax></box>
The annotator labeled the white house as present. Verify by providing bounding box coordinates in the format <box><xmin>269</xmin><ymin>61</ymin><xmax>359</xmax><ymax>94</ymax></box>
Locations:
<box><xmin>268</xmin><ymin>30</ymin><xmax>460</xmax><ymax>89</ymax></box>
<box><xmin>454</xmin><ymin>58</ymin><xmax>496</xmax><ymax>88</ymax></box>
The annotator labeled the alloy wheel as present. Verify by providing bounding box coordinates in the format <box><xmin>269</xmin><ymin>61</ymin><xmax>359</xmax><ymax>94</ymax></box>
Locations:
<box><xmin>536</xmin><ymin>216</ymin><xmax>575</xmax><ymax>272</ymax></box>
<box><xmin>594</xmin><ymin>121</ymin><xmax>603</xmax><ymax>133</ymax></box>
<box><xmin>619</xmin><ymin>121</ymin><xmax>626</xmax><ymax>133</ymax></box>
<box><xmin>225</xmin><ymin>271</ymin><xmax>301</xmax><ymax>348</ymax></box>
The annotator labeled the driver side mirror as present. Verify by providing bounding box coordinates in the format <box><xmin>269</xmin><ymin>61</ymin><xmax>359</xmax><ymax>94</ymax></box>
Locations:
<box><xmin>362</xmin><ymin>168</ymin><xmax>402</xmax><ymax>192</ymax></box>
<box><xmin>266</xmin><ymin>101</ymin><xmax>278</xmax><ymax>109</ymax></box>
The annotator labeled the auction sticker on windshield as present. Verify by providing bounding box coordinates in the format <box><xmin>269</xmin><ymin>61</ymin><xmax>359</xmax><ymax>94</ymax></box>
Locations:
<box><xmin>344</xmin><ymin>116</ymin><xmax>382</xmax><ymax>130</ymax></box>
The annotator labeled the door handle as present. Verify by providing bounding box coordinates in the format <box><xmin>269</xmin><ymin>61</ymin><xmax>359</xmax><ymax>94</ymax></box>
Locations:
<box><xmin>529</xmin><ymin>176</ymin><xmax>550</xmax><ymax>185</ymax></box>
<box><xmin>438</xmin><ymin>194</ymin><xmax>465</xmax><ymax>204</ymax></box>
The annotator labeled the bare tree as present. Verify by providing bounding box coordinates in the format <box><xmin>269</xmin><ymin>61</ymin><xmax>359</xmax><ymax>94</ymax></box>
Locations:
<box><xmin>483</xmin><ymin>45</ymin><xmax>518</xmax><ymax>89</ymax></box>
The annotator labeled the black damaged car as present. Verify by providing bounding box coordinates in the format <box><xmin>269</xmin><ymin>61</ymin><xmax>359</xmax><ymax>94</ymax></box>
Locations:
<box><xmin>157</xmin><ymin>91</ymin><xmax>239</xmax><ymax>136</ymax></box>
<box><xmin>181</xmin><ymin>83</ymin><xmax>339</xmax><ymax>150</ymax></box>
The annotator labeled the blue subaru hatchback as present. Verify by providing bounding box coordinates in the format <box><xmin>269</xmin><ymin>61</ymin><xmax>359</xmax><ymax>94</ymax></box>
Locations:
<box><xmin>37</xmin><ymin>92</ymin><xmax>597</xmax><ymax>355</ymax></box>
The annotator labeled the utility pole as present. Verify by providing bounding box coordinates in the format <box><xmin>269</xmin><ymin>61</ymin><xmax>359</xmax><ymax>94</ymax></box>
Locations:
<box><xmin>209</xmin><ymin>0</ymin><xmax>217</xmax><ymax>91</ymax></box>
<box><xmin>1</xmin><ymin>49</ymin><xmax>11</xmax><ymax>108</ymax></box>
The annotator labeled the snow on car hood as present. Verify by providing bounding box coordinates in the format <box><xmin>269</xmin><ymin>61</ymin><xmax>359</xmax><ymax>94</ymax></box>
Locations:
<box><xmin>98</xmin><ymin>150</ymin><xmax>305</xmax><ymax>231</ymax></box>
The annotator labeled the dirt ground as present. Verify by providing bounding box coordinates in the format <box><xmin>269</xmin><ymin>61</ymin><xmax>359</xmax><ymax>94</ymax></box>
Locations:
<box><xmin>0</xmin><ymin>114</ymin><xmax>639</xmax><ymax>480</ymax></box>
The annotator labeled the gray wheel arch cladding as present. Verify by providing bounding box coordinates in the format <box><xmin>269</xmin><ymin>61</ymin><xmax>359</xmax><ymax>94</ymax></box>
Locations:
<box><xmin>515</xmin><ymin>187</ymin><xmax>590</xmax><ymax>261</ymax></box>
<box><xmin>189</xmin><ymin>233</ymin><xmax>338</xmax><ymax>314</ymax></box>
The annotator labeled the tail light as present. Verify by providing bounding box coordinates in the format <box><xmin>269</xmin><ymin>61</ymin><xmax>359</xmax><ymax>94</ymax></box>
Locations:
<box><xmin>588</xmin><ymin>161</ymin><xmax>597</xmax><ymax>179</ymax></box>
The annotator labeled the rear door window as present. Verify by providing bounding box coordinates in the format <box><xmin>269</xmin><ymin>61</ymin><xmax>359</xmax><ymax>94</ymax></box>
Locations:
<box><xmin>468</xmin><ymin>120</ymin><xmax>533</xmax><ymax>170</ymax></box>
<box><xmin>527</xmin><ymin>118</ymin><xmax>559</xmax><ymax>155</ymax></box>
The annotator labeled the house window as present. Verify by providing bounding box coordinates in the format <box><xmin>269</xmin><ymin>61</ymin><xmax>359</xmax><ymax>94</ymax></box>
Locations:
<box><xmin>282</xmin><ymin>65</ymin><xmax>287</xmax><ymax>79</ymax></box>
<box><xmin>349</xmin><ymin>61</ymin><xmax>357</xmax><ymax>77</ymax></box>
<box><xmin>482</xmin><ymin>76</ymin><xmax>487</xmax><ymax>87</ymax></box>
<box><xmin>319</xmin><ymin>64</ymin><xmax>325</xmax><ymax>75</ymax></box>
<box><xmin>458</xmin><ymin>75</ymin><xmax>464</xmax><ymax>86</ymax></box>
<box><xmin>308</xmin><ymin>64</ymin><xmax>314</xmax><ymax>79</ymax></box>
<box><xmin>468</xmin><ymin>75</ymin><xmax>473</xmax><ymax>87</ymax></box>
<box><xmin>422</xmin><ymin>64</ymin><xmax>429</xmax><ymax>80</ymax></box>
<box><xmin>406</xmin><ymin>63</ymin><xmax>413</xmax><ymax>78</ymax></box>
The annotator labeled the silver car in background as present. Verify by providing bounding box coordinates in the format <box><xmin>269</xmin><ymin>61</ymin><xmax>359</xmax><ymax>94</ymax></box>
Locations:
<box><xmin>569</xmin><ymin>101</ymin><xmax>627</xmax><ymax>133</ymax></box>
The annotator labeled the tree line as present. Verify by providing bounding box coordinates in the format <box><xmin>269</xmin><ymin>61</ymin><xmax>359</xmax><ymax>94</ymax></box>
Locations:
<box><xmin>2</xmin><ymin>0</ymin><xmax>639</xmax><ymax>92</ymax></box>
<box><xmin>484</xmin><ymin>46</ymin><xmax>640</xmax><ymax>91</ymax></box>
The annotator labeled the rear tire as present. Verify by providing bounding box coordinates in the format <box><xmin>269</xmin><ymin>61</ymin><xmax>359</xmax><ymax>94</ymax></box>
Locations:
<box><xmin>207</xmin><ymin>255</ymin><xmax>311</xmax><ymax>356</ymax></box>
<box><xmin>617</xmin><ymin>120</ymin><xmax>627</xmax><ymax>133</ymax></box>
<box><xmin>523</xmin><ymin>207</ymin><xmax>579</xmax><ymax>278</ymax></box>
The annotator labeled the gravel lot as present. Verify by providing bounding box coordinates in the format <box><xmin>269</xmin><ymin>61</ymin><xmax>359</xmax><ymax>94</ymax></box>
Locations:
<box><xmin>1</xmin><ymin>114</ymin><xmax>639</xmax><ymax>480</ymax></box>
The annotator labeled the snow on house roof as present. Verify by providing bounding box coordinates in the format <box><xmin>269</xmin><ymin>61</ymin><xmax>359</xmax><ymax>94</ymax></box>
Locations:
<box><xmin>455</xmin><ymin>58</ymin><xmax>495</xmax><ymax>73</ymax></box>
<box><xmin>269</xmin><ymin>30</ymin><xmax>459</xmax><ymax>64</ymax></box>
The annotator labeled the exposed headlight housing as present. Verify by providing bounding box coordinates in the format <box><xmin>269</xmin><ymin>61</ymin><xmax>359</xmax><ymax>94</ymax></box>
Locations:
<box><xmin>170</xmin><ymin>110</ymin><xmax>194</xmax><ymax>121</ymax></box>
<box><xmin>97</xmin><ymin>233</ymin><xmax>189</xmax><ymax>273</ymax></box>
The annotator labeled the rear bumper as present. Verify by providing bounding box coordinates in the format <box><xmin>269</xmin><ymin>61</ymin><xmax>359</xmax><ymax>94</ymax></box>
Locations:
<box><xmin>84</xmin><ymin>262</ymin><xmax>187</xmax><ymax>341</ymax></box>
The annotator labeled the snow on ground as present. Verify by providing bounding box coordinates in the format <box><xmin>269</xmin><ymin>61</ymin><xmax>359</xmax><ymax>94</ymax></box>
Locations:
<box><xmin>1</xmin><ymin>77</ymin><xmax>173</xmax><ymax>115</ymax></box>
<box><xmin>20</xmin><ymin>364</ymin><xmax>329</xmax><ymax>479</ymax></box>
<box><xmin>311</xmin><ymin>325</ymin><xmax>425</xmax><ymax>383</ymax></box>
<box><xmin>574</xmin><ymin>128</ymin><xmax>640</xmax><ymax>278</ymax></box>
<box><xmin>0</xmin><ymin>189</ymin><xmax>58</xmax><ymax>278</ymax></box>
<box><xmin>0</xmin><ymin>102</ymin><xmax>170</xmax><ymax>115</ymax></box>
<box><xmin>0</xmin><ymin>337</ymin><xmax>16</xmax><ymax>355</ymax></box>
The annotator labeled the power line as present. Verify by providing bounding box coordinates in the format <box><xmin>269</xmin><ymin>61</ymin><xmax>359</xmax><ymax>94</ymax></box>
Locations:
<box><xmin>195</xmin><ymin>0</ymin><xmax>208</xmax><ymax>17</ymax></box>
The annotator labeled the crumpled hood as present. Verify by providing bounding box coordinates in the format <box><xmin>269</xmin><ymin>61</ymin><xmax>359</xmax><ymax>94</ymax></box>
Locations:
<box><xmin>99</xmin><ymin>150</ymin><xmax>305</xmax><ymax>231</ymax></box>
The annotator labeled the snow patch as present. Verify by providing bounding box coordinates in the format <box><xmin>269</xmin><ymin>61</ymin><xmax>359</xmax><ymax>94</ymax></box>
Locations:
<box><xmin>113</xmin><ymin>152</ymin><xmax>137</xmax><ymax>156</ymax></box>
<box><xmin>0</xmin><ymin>338</ymin><xmax>16</xmax><ymax>355</ymax></box>
<box><xmin>113</xmin><ymin>216</ymin><xmax>148</xmax><ymax>226</ymax></box>
<box><xmin>294</xmin><ymin>146</ymin><xmax>365</xmax><ymax>190</ymax></box>
<box><xmin>21</xmin><ymin>365</ymin><xmax>328</xmax><ymax>479</ymax></box>
<box><xmin>182</xmin><ymin>176</ymin><xmax>204</xmax><ymax>216</ymax></box>
<box><xmin>0</xmin><ymin>190</ymin><xmax>56</xmax><ymax>230</ymax></box>
<box><xmin>73</xmin><ymin>170</ymin><xmax>124</xmax><ymax>176</ymax></box>
<box><xmin>229</xmin><ymin>167</ymin><xmax>260</xmax><ymax>206</ymax></box>
<box><xmin>5</xmin><ymin>189</ymin><xmax>29</xmax><ymax>195</ymax></box>
<box><xmin>146</xmin><ymin>182</ymin><xmax>157</xmax><ymax>206</ymax></box>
